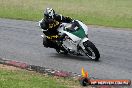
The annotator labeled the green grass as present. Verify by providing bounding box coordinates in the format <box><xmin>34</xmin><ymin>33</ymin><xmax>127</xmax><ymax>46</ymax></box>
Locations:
<box><xmin>0</xmin><ymin>68</ymin><xmax>79</xmax><ymax>88</ymax></box>
<box><xmin>0</xmin><ymin>0</ymin><xmax>132</xmax><ymax>28</ymax></box>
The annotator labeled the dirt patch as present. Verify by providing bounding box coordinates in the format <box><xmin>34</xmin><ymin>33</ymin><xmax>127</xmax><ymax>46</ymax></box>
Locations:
<box><xmin>0</xmin><ymin>64</ymin><xmax>21</xmax><ymax>71</ymax></box>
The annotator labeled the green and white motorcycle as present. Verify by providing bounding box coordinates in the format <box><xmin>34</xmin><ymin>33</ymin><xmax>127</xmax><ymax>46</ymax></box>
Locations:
<box><xmin>56</xmin><ymin>20</ymin><xmax>100</xmax><ymax>61</ymax></box>
<box><xmin>40</xmin><ymin>20</ymin><xmax>100</xmax><ymax>61</ymax></box>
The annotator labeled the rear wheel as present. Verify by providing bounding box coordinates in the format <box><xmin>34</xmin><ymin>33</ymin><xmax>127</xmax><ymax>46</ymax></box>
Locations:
<box><xmin>83</xmin><ymin>40</ymin><xmax>100</xmax><ymax>61</ymax></box>
<box><xmin>56</xmin><ymin>46</ymin><xmax>68</xmax><ymax>55</ymax></box>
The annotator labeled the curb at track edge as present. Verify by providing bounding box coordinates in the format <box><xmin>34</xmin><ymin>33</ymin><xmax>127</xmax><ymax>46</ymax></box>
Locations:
<box><xmin>0</xmin><ymin>57</ymin><xmax>83</xmax><ymax>79</ymax></box>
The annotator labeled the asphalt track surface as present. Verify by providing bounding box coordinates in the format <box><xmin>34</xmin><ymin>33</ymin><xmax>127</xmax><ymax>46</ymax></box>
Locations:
<box><xmin>0</xmin><ymin>18</ymin><xmax>132</xmax><ymax>81</ymax></box>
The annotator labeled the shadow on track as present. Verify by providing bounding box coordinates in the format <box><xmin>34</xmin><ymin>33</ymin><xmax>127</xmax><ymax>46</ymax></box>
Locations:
<box><xmin>50</xmin><ymin>53</ymin><xmax>101</xmax><ymax>62</ymax></box>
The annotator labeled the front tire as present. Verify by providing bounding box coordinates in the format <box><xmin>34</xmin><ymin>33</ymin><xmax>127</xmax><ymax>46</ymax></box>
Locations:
<box><xmin>83</xmin><ymin>40</ymin><xmax>100</xmax><ymax>61</ymax></box>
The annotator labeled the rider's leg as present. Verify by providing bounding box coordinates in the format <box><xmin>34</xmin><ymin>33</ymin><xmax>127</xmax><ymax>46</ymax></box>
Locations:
<box><xmin>43</xmin><ymin>36</ymin><xmax>68</xmax><ymax>54</ymax></box>
<box><xmin>43</xmin><ymin>37</ymin><xmax>59</xmax><ymax>49</ymax></box>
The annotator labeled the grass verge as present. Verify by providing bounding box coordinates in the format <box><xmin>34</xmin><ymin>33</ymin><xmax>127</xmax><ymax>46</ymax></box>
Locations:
<box><xmin>0</xmin><ymin>0</ymin><xmax>132</xmax><ymax>28</ymax></box>
<box><xmin>0</xmin><ymin>64</ymin><xmax>80</xmax><ymax>88</ymax></box>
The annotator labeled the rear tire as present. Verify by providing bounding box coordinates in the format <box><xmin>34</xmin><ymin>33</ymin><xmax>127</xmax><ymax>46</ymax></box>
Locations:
<box><xmin>83</xmin><ymin>40</ymin><xmax>100</xmax><ymax>61</ymax></box>
<box><xmin>56</xmin><ymin>47</ymin><xmax>68</xmax><ymax>55</ymax></box>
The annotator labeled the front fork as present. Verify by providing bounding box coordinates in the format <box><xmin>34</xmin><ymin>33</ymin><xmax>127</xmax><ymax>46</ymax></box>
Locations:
<box><xmin>78</xmin><ymin>38</ymin><xmax>89</xmax><ymax>55</ymax></box>
<box><xmin>79</xmin><ymin>37</ymin><xmax>89</xmax><ymax>50</ymax></box>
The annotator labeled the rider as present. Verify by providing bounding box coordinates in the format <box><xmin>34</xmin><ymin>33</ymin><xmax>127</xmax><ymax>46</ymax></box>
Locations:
<box><xmin>39</xmin><ymin>8</ymin><xmax>73</xmax><ymax>52</ymax></box>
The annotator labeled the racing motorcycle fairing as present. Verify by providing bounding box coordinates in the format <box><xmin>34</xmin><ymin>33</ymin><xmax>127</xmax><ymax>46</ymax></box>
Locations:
<box><xmin>57</xmin><ymin>20</ymin><xmax>90</xmax><ymax>54</ymax></box>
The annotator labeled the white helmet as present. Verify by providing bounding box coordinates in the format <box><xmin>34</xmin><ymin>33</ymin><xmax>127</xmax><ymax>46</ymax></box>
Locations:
<box><xmin>44</xmin><ymin>8</ymin><xmax>55</xmax><ymax>19</ymax></box>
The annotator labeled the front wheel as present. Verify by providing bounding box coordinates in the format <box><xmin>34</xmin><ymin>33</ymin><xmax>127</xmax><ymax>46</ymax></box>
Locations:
<box><xmin>83</xmin><ymin>40</ymin><xmax>100</xmax><ymax>61</ymax></box>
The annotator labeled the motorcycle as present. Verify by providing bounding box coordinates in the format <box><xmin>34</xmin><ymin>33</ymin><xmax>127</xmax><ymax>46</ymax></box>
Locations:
<box><xmin>39</xmin><ymin>20</ymin><xmax>100</xmax><ymax>61</ymax></box>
